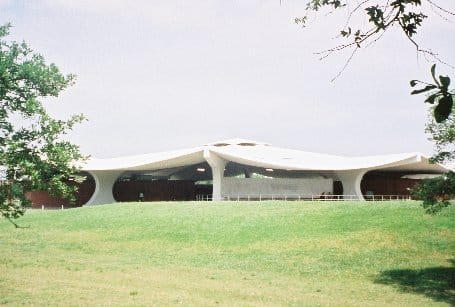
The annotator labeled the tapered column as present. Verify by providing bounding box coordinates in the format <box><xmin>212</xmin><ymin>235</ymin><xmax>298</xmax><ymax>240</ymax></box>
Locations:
<box><xmin>203</xmin><ymin>150</ymin><xmax>227</xmax><ymax>201</ymax></box>
<box><xmin>335</xmin><ymin>170</ymin><xmax>368</xmax><ymax>200</ymax></box>
<box><xmin>84</xmin><ymin>170</ymin><xmax>123</xmax><ymax>205</ymax></box>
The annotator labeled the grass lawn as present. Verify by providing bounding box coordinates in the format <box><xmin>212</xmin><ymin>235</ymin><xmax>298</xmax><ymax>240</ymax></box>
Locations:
<box><xmin>0</xmin><ymin>201</ymin><xmax>454</xmax><ymax>306</ymax></box>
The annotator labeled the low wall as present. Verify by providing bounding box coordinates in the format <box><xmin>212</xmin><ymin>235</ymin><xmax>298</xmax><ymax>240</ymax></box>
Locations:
<box><xmin>221</xmin><ymin>178</ymin><xmax>333</xmax><ymax>197</ymax></box>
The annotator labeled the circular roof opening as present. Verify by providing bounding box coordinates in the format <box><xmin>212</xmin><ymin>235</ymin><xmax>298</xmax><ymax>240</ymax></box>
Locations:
<box><xmin>205</xmin><ymin>138</ymin><xmax>271</xmax><ymax>147</ymax></box>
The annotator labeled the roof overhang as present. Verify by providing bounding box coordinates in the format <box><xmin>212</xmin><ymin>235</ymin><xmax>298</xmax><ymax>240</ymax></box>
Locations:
<box><xmin>80</xmin><ymin>139</ymin><xmax>450</xmax><ymax>174</ymax></box>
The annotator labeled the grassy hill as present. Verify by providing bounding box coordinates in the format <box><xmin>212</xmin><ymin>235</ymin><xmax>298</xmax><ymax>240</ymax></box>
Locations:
<box><xmin>0</xmin><ymin>201</ymin><xmax>453</xmax><ymax>306</ymax></box>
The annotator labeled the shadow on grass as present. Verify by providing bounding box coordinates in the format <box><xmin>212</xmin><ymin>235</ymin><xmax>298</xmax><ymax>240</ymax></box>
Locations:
<box><xmin>374</xmin><ymin>260</ymin><xmax>455</xmax><ymax>305</ymax></box>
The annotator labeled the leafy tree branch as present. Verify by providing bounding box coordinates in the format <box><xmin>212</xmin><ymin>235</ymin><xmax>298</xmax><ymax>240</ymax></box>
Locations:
<box><xmin>295</xmin><ymin>0</ymin><xmax>454</xmax><ymax>78</ymax></box>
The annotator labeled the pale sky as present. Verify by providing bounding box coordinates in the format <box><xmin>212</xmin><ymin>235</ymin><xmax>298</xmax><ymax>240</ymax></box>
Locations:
<box><xmin>1</xmin><ymin>0</ymin><xmax>454</xmax><ymax>158</ymax></box>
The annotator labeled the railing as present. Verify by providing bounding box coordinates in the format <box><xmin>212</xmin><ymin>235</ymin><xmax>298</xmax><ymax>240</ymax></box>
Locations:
<box><xmin>196</xmin><ymin>194</ymin><xmax>412</xmax><ymax>201</ymax></box>
<box><xmin>35</xmin><ymin>205</ymin><xmax>68</xmax><ymax>210</ymax></box>
<box><xmin>35</xmin><ymin>194</ymin><xmax>413</xmax><ymax>206</ymax></box>
<box><xmin>364</xmin><ymin>195</ymin><xmax>412</xmax><ymax>201</ymax></box>
<box><xmin>225</xmin><ymin>194</ymin><xmax>361</xmax><ymax>201</ymax></box>
<box><xmin>196</xmin><ymin>194</ymin><xmax>213</xmax><ymax>201</ymax></box>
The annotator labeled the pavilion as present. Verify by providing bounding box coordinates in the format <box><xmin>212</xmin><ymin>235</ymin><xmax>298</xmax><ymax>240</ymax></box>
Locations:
<box><xmin>73</xmin><ymin>138</ymin><xmax>449</xmax><ymax>206</ymax></box>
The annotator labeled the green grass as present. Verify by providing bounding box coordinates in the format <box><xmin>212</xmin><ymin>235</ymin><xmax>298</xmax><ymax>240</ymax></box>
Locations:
<box><xmin>0</xmin><ymin>201</ymin><xmax>454</xmax><ymax>306</ymax></box>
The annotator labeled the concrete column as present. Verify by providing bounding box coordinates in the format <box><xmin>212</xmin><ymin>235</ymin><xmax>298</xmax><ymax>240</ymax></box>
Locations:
<box><xmin>84</xmin><ymin>170</ymin><xmax>124</xmax><ymax>205</ymax></box>
<box><xmin>203</xmin><ymin>150</ymin><xmax>227</xmax><ymax>201</ymax></box>
<box><xmin>335</xmin><ymin>170</ymin><xmax>368</xmax><ymax>200</ymax></box>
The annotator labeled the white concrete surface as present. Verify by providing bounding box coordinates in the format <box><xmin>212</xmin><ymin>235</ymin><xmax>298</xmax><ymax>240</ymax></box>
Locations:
<box><xmin>85</xmin><ymin>170</ymin><xmax>124</xmax><ymax>205</ymax></box>
<box><xmin>203</xmin><ymin>149</ymin><xmax>227</xmax><ymax>201</ymax></box>
<box><xmin>335</xmin><ymin>170</ymin><xmax>368</xmax><ymax>201</ymax></box>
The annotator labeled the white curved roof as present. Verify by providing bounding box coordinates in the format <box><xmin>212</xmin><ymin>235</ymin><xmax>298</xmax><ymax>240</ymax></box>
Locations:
<box><xmin>82</xmin><ymin>138</ymin><xmax>448</xmax><ymax>173</ymax></box>
<box><xmin>83</xmin><ymin>147</ymin><xmax>205</xmax><ymax>171</ymax></box>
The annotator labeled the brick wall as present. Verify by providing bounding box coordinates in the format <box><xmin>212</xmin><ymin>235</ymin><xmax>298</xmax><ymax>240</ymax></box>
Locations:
<box><xmin>27</xmin><ymin>179</ymin><xmax>96</xmax><ymax>208</ymax></box>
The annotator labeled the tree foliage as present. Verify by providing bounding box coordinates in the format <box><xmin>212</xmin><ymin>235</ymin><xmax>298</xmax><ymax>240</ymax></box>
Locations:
<box><xmin>0</xmin><ymin>23</ymin><xmax>85</xmax><ymax>227</ymax></box>
<box><xmin>425</xmin><ymin>108</ymin><xmax>454</xmax><ymax>164</ymax></box>
<box><xmin>411</xmin><ymin>171</ymin><xmax>455</xmax><ymax>214</ymax></box>
<box><xmin>410</xmin><ymin>64</ymin><xmax>453</xmax><ymax>125</ymax></box>
<box><xmin>412</xmin><ymin>93</ymin><xmax>454</xmax><ymax>212</ymax></box>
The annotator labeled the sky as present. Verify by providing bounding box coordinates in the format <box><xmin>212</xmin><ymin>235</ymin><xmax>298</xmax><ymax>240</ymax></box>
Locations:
<box><xmin>1</xmin><ymin>0</ymin><xmax>454</xmax><ymax>158</ymax></box>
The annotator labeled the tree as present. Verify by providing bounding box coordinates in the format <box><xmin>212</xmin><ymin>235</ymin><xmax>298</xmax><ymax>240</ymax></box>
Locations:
<box><xmin>411</xmin><ymin>75</ymin><xmax>454</xmax><ymax>213</ymax></box>
<box><xmin>411</xmin><ymin>171</ymin><xmax>455</xmax><ymax>214</ymax></box>
<box><xmin>0</xmin><ymin>23</ymin><xmax>85</xmax><ymax>227</ymax></box>
<box><xmin>294</xmin><ymin>0</ymin><xmax>454</xmax><ymax>212</ymax></box>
